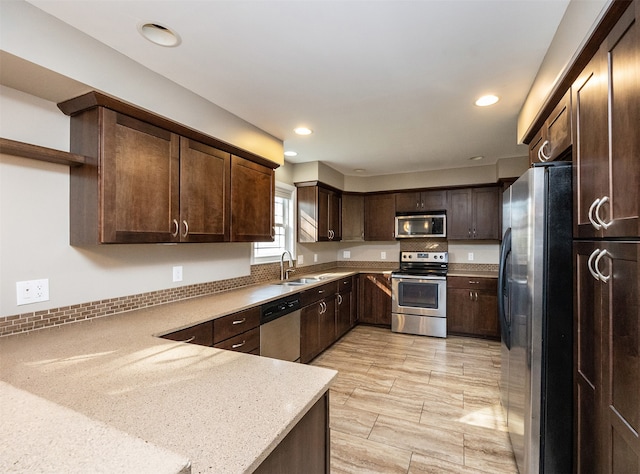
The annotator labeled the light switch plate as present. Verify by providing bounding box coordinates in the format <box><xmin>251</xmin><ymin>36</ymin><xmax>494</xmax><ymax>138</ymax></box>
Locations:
<box><xmin>16</xmin><ymin>279</ymin><xmax>49</xmax><ymax>305</ymax></box>
<box><xmin>343</xmin><ymin>250</ymin><xmax>351</xmax><ymax>259</ymax></box>
<box><xmin>468</xmin><ymin>252</ymin><xmax>474</xmax><ymax>261</ymax></box>
<box><xmin>172</xmin><ymin>266</ymin><xmax>183</xmax><ymax>282</ymax></box>
<box><xmin>381</xmin><ymin>251</ymin><xmax>387</xmax><ymax>260</ymax></box>
<box><xmin>298</xmin><ymin>255</ymin><xmax>304</xmax><ymax>265</ymax></box>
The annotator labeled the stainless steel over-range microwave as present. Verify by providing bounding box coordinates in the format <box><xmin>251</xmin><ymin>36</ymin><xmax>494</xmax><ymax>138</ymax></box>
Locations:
<box><xmin>395</xmin><ymin>213</ymin><xmax>446</xmax><ymax>238</ymax></box>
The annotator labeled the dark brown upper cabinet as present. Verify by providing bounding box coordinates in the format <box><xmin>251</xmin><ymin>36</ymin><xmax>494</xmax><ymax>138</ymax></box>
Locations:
<box><xmin>296</xmin><ymin>182</ymin><xmax>342</xmax><ymax>242</ymax></box>
<box><xmin>395</xmin><ymin>189</ymin><xmax>447</xmax><ymax>214</ymax></box>
<box><xmin>572</xmin><ymin>3</ymin><xmax>640</xmax><ymax>240</ymax></box>
<box><xmin>364</xmin><ymin>193</ymin><xmax>396</xmax><ymax>241</ymax></box>
<box><xmin>528</xmin><ymin>90</ymin><xmax>572</xmax><ymax>166</ymax></box>
<box><xmin>231</xmin><ymin>155</ymin><xmax>275</xmax><ymax>242</ymax></box>
<box><xmin>58</xmin><ymin>92</ymin><xmax>276</xmax><ymax>245</ymax></box>
<box><xmin>447</xmin><ymin>187</ymin><xmax>500</xmax><ymax>240</ymax></box>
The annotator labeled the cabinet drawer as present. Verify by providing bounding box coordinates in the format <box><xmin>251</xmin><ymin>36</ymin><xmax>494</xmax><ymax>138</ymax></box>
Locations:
<box><xmin>447</xmin><ymin>276</ymin><xmax>497</xmax><ymax>291</ymax></box>
<box><xmin>213</xmin><ymin>327</ymin><xmax>260</xmax><ymax>353</ymax></box>
<box><xmin>163</xmin><ymin>321</ymin><xmax>213</xmax><ymax>347</ymax></box>
<box><xmin>213</xmin><ymin>306</ymin><xmax>260</xmax><ymax>343</ymax></box>
<box><xmin>301</xmin><ymin>281</ymin><xmax>338</xmax><ymax>306</ymax></box>
<box><xmin>337</xmin><ymin>276</ymin><xmax>353</xmax><ymax>292</ymax></box>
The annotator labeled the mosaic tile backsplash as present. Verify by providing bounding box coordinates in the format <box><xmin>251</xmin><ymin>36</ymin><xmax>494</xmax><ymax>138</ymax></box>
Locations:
<box><xmin>0</xmin><ymin>257</ymin><xmax>493</xmax><ymax>337</ymax></box>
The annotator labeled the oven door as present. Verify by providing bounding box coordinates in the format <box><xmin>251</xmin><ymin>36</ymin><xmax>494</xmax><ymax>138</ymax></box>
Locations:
<box><xmin>391</xmin><ymin>274</ymin><xmax>446</xmax><ymax>318</ymax></box>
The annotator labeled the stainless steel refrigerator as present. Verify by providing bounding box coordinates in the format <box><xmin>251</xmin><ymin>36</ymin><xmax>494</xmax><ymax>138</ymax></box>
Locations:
<box><xmin>499</xmin><ymin>162</ymin><xmax>573</xmax><ymax>473</ymax></box>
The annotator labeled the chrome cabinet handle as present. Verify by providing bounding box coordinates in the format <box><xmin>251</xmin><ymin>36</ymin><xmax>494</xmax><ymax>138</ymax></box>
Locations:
<box><xmin>587</xmin><ymin>249</ymin><xmax>601</xmax><ymax>281</ymax></box>
<box><xmin>538</xmin><ymin>140</ymin><xmax>551</xmax><ymax>161</ymax></box>
<box><xmin>171</xmin><ymin>219</ymin><xmax>179</xmax><ymax>237</ymax></box>
<box><xmin>182</xmin><ymin>220</ymin><xmax>189</xmax><ymax>238</ymax></box>
<box><xmin>232</xmin><ymin>318</ymin><xmax>246</xmax><ymax>325</ymax></box>
<box><xmin>337</xmin><ymin>294</ymin><xmax>343</xmax><ymax>305</ymax></box>
<box><xmin>318</xmin><ymin>289</ymin><xmax>325</xmax><ymax>294</ymax></box>
<box><xmin>594</xmin><ymin>249</ymin><xmax>611</xmax><ymax>283</ymax></box>
<box><xmin>469</xmin><ymin>281</ymin><xmax>479</xmax><ymax>284</ymax></box>
<box><xmin>594</xmin><ymin>196</ymin><xmax>611</xmax><ymax>229</ymax></box>
<box><xmin>232</xmin><ymin>340</ymin><xmax>246</xmax><ymax>349</ymax></box>
<box><xmin>588</xmin><ymin>198</ymin><xmax>601</xmax><ymax>230</ymax></box>
<box><xmin>469</xmin><ymin>291</ymin><xmax>473</xmax><ymax>300</ymax></box>
<box><xmin>475</xmin><ymin>291</ymin><xmax>478</xmax><ymax>301</ymax></box>
<box><xmin>179</xmin><ymin>336</ymin><xmax>196</xmax><ymax>343</ymax></box>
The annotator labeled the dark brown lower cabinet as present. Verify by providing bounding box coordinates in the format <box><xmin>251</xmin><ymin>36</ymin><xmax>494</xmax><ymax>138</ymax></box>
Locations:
<box><xmin>336</xmin><ymin>276</ymin><xmax>354</xmax><ymax>339</ymax></box>
<box><xmin>358</xmin><ymin>273</ymin><xmax>392</xmax><ymax>327</ymax></box>
<box><xmin>446</xmin><ymin>277</ymin><xmax>498</xmax><ymax>339</ymax></box>
<box><xmin>574</xmin><ymin>241</ymin><xmax>640</xmax><ymax>474</ymax></box>
<box><xmin>254</xmin><ymin>392</ymin><xmax>329</xmax><ymax>474</ymax></box>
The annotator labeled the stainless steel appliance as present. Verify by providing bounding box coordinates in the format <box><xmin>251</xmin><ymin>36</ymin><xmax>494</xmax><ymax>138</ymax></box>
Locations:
<box><xmin>395</xmin><ymin>213</ymin><xmax>446</xmax><ymax>238</ymax></box>
<box><xmin>391</xmin><ymin>251</ymin><xmax>448</xmax><ymax>337</ymax></box>
<box><xmin>260</xmin><ymin>294</ymin><xmax>301</xmax><ymax>362</ymax></box>
<box><xmin>499</xmin><ymin>162</ymin><xmax>573</xmax><ymax>473</ymax></box>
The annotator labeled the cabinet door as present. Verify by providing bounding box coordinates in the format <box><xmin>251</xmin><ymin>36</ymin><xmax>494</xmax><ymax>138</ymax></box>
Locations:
<box><xmin>230</xmin><ymin>155</ymin><xmax>274</xmax><ymax>242</ymax></box>
<box><xmin>300</xmin><ymin>304</ymin><xmax>321</xmax><ymax>364</ymax></box>
<box><xmin>529</xmin><ymin>128</ymin><xmax>545</xmax><ymax>167</ymax></box>
<box><xmin>544</xmin><ymin>90</ymin><xmax>572</xmax><ymax>161</ymax></box>
<box><xmin>336</xmin><ymin>290</ymin><xmax>352</xmax><ymax>338</ymax></box>
<box><xmin>342</xmin><ymin>194</ymin><xmax>364</xmax><ymax>241</ymax></box>
<box><xmin>179</xmin><ymin>138</ymin><xmax>230</xmax><ymax>242</ymax></box>
<box><xmin>99</xmin><ymin>110</ymin><xmax>180</xmax><ymax>243</ymax></box>
<box><xmin>599</xmin><ymin>241</ymin><xmax>640</xmax><ymax>473</ymax></box>
<box><xmin>318</xmin><ymin>295</ymin><xmax>336</xmax><ymax>353</ymax></box>
<box><xmin>472</xmin><ymin>187</ymin><xmax>501</xmax><ymax>240</ymax></box>
<box><xmin>446</xmin><ymin>287</ymin><xmax>474</xmax><ymax>335</ymax></box>
<box><xmin>474</xmin><ymin>288</ymin><xmax>499</xmax><ymax>338</ymax></box>
<box><xmin>573</xmin><ymin>43</ymin><xmax>609</xmax><ymax>239</ymax></box>
<box><xmin>329</xmin><ymin>192</ymin><xmax>342</xmax><ymax>241</ymax></box>
<box><xmin>447</xmin><ymin>189</ymin><xmax>472</xmax><ymax>239</ymax></box>
<box><xmin>317</xmin><ymin>187</ymin><xmax>330</xmax><ymax>241</ymax></box>
<box><xmin>395</xmin><ymin>191</ymin><xmax>422</xmax><ymax>213</ymax></box>
<box><xmin>364</xmin><ymin>194</ymin><xmax>396</xmax><ymax>241</ymax></box>
<box><xmin>359</xmin><ymin>273</ymin><xmax>392</xmax><ymax>326</ymax></box>
<box><xmin>574</xmin><ymin>5</ymin><xmax>640</xmax><ymax>240</ymax></box>
<box><xmin>603</xmin><ymin>5</ymin><xmax>640</xmax><ymax>239</ymax></box>
<box><xmin>574</xmin><ymin>242</ymin><xmax>605</xmax><ymax>474</ymax></box>
<box><xmin>421</xmin><ymin>190</ymin><xmax>448</xmax><ymax>212</ymax></box>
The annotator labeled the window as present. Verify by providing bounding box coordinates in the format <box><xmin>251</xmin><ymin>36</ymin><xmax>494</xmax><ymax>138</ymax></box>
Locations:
<box><xmin>253</xmin><ymin>183</ymin><xmax>295</xmax><ymax>263</ymax></box>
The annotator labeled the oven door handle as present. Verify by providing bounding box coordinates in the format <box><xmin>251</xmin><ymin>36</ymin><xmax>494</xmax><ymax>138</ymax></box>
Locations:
<box><xmin>392</xmin><ymin>274</ymin><xmax>446</xmax><ymax>281</ymax></box>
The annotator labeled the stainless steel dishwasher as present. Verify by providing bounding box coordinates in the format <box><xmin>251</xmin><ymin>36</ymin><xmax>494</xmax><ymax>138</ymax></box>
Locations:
<box><xmin>260</xmin><ymin>294</ymin><xmax>301</xmax><ymax>362</ymax></box>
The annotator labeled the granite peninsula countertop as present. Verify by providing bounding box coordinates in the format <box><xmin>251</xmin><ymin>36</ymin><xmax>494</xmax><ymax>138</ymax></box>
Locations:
<box><xmin>1</xmin><ymin>269</ymin><xmax>395</xmax><ymax>473</ymax></box>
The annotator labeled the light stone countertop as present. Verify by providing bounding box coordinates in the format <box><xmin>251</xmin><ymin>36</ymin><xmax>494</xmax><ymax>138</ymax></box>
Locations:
<box><xmin>0</xmin><ymin>269</ymin><xmax>394</xmax><ymax>473</ymax></box>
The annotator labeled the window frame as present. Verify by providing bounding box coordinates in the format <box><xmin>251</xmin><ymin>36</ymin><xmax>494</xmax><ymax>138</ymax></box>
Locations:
<box><xmin>252</xmin><ymin>182</ymin><xmax>296</xmax><ymax>264</ymax></box>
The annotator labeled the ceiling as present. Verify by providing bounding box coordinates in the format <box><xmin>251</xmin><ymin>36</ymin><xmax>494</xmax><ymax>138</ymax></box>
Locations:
<box><xmin>26</xmin><ymin>0</ymin><xmax>569</xmax><ymax>177</ymax></box>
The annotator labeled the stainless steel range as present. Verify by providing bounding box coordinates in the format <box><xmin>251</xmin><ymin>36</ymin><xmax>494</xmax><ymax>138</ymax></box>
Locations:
<box><xmin>391</xmin><ymin>251</ymin><xmax>448</xmax><ymax>338</ymax></box>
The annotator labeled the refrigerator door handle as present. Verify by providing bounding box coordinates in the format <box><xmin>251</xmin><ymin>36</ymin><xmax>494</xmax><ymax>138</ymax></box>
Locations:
<box><xmin>498</xmin><ymin>227</ymin><xmax>512</xmax><ymax>349</ymax></box>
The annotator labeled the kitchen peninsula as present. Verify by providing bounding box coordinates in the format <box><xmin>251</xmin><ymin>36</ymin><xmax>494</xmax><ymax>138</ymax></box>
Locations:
<box><xmin>0</xmin><ymin>277</ymin><xmax>343</xmax><ymax>473</ymax></box>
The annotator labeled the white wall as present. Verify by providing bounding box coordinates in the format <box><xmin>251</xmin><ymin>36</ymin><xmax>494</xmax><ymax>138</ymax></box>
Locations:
<box><xmin>0</xmin><ymin>87</ymin><xmax>252</xmax><ymax>317</ymax></box>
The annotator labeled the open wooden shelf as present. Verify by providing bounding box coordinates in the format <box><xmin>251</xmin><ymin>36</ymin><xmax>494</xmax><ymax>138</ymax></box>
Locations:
<box><xmin>0</xmin><ymin>137</ymin><xmax>85</xmax><ymax>167</ymax></box>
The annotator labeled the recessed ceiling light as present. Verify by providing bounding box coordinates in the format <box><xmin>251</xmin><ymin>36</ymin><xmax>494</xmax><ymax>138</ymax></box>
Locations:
<box><xmin>469</xmin><ymin>155</ymin><xmax>484</xmax><ymax>161</ymax></box>
<box><xmin>294</xmin><ymin>127</ymin><xmax>313</xmax><ymax>136</ymax></box>
<box><xmin>353</xmin><ymin>168</ymin><xmax>366</xmax><ymax>173</ymax></box>
<box><xmin>138</xmin><ymin>22</ymin><xmax>181</xmax><ymax>47</ymax></box>
<box><xmin>475</xmin><ymin>95</ymin><xmax>499</xmax><ymax>107</ymax></box>
<box><xmin>284</xmin><ymin>151</ymin><xmax>298</xmax><ymax>157</ymax></box>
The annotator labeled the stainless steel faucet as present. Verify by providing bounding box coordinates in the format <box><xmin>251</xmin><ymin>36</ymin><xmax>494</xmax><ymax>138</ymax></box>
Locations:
<box><xmin>280</xmin><ymin>251</ymin><xmax>295</xmax><ymax>280</ymax></box>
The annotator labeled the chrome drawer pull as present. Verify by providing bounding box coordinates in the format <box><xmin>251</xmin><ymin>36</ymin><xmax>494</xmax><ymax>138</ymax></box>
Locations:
<box><xmin>232</xmin><ymin>340</ymin><xmax>246</xmax><ymax>349</ymax></box>
<box><xmin>232</xmin><ymin>318</ymin><xmax>246</xmax><ymax>325</ymax></box>
<box><xmin>180</xmin><ymin>336</ymin><xmax>196</xmax><ymax>343</ymax></box>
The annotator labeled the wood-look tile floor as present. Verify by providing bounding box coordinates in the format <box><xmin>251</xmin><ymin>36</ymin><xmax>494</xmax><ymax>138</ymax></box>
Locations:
<box><xmin>311</xmin><ymin>325</ymin><xmax>518</xmax><ymax>474</ymax></box>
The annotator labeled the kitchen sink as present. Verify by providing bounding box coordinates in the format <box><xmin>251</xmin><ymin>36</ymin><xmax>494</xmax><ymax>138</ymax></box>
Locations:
<box><xmin>276</xmin><ymin>277</ymin><xmax>323</xmax><ymax>286</ymax></box>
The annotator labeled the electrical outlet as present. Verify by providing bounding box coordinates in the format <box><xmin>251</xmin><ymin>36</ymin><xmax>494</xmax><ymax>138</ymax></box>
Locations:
<box><xmin>298</xmin><ymin>255</ymin><xmax>304</xmax><ymax>265</ymax></box>
<box><xmin>381</xmin><ymin>251</ymin><xmax>387</xmax><ymax>260</ymax></box>
<box><xmin>314</xmin><ymin>254</ymin><xmax>318</xmax><ymax>263</ymax></box>
<box><xmin>468</xmin><ymin>252</ymin><xmax>474</xmax><ymax>261</ymax></box>
<box><xmin>343</xmin><ymin>250</ymin><xmax>351</xmax><ymax>259</ymax></box>
<box><xmin>16</xmin><ymin>279</ymin><xmax>50</xmax><ymax>305</ymax></box>
<box><xmin>172</xmin><ymin>266</ymin><xmax>183</xmax><ymax>282</ymax></box>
